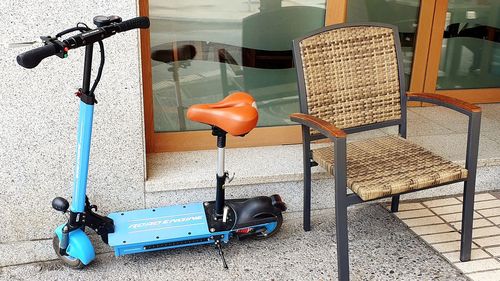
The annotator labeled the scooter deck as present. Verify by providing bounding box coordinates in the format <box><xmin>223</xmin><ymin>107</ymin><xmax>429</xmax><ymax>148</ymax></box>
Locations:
<box><xmin>108</xmin><ymin>202</ymin><xmax>218</xmax><ymax>256</ymax></box>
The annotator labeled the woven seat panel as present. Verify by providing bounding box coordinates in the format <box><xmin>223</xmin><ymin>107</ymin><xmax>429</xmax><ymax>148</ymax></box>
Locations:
<box><xmin>312</xmin><ymin>136</ymin><xmax>468</xmax><ymax>201</ymax></box>
<box><xmin>299</xmin><ymin>26</ymin><xmax>401</xmax><ymax>131</ymax></box>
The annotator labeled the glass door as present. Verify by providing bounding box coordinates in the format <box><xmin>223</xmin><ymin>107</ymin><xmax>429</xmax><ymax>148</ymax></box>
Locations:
<box><xmin>149</xmin><ymin>0</ymin><xmax>326</xmax><ymax>133</ymax></box>
<box><xmin>424</xmin><ymin>0</ymin><xmax>500</xmax><ymax>103</ymax></box>
<box><xmin>438</xmin><ymin>0</ymin><xmax>500</xmax><ymax>90</ymax></box>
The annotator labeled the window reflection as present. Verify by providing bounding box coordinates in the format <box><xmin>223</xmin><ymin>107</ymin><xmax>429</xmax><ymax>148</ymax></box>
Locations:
<box><xmin>438</xmin><ymin>0</ymin><xmax>500</xmax><ymax>89</ymax></box>
<box><xmin>150</xmin><ymin>0</ymin><xmax>325</xmax><ymax>132</ymax></box>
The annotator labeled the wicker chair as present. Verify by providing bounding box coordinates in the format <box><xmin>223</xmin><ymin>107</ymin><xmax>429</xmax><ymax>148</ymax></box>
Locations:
<box><xmin>290</xmin><ymin>23</ymin><xmax>481</xmax><ymax>281</ymax></box>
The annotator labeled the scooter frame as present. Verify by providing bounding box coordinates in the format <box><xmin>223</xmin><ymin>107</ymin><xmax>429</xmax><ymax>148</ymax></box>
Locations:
<box><xmin>26</xmin><ymin>17</ymin><xmax>287</xmax><ymax>268</ymax></box>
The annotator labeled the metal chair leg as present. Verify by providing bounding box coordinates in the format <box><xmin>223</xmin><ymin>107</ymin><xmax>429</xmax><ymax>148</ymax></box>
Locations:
<box><xmin>333</xmin><ymin>137</ymin><xmax>349</xmax><ymax>281</ymax></box>
<box><xmin>303</xmin><ymin>164</ymin><xmax>312</xmax><ymax>231</ymax></box>
<box><xmin>302</xmin><ymin>125</ymin><xmax>312</xmax><ymax>232</ymax></box>
<box><xmin>460</xmin><ymin>180</ymin><xmax>475</xmax><ymax>261</ymax></box>
<box><xmin>335</xmin><ymin>190</ymin><xmax>349</xmax><ymax>281</ymax></box>
<box><xmin>390</xmin><ymin>195</ymin><xmax>400</xmax><ymax>212</ymax></box>
<box><xmin>461</xmin><ymin>111</ymin><xmax>480</xmax><ymax>262</ymax></box>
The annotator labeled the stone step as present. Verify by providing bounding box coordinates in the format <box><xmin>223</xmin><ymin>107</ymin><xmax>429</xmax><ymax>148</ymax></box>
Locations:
<box><xmin>145</xmin><ymin>164</ymin><xmax>500</xmax><ymax>213</ymax></box>
<box><xmin>146</xmin><ymin>132</ymin><xmax>500</xmax><ymax>210</ymax></box>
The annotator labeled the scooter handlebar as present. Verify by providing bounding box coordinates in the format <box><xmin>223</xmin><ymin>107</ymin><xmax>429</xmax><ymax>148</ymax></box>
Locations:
<box><xmin>16</xmin><ymin>43</ymin><xmax>58</xmax><ymax>69</ymax></box>
<box><xmin>16</xmin><ymin>16</ymin><xmax>150</xmax><ymax>69</ymax></box>
<box><xmin>116</xmin><ymin>16</ymin><xmax>150</xmax><ymax>33</ymax></box>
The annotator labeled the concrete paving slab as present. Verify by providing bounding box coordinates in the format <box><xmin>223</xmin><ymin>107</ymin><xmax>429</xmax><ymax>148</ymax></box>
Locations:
<box><xmin>146</xmin><ymin>144</ymin><xmax>327</xmax><ymax>193</ymax></box>
<box><xmin>0</xmin><ymin>204</ymin><xmax>468</xmax><ymax>281</ymax></box>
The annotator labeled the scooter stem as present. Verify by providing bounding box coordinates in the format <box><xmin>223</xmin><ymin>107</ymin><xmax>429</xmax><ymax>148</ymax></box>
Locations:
<box><xmin>71</xmin><ymin>44</ymin><xmax>95</xmax><ymax>213</ymax></box>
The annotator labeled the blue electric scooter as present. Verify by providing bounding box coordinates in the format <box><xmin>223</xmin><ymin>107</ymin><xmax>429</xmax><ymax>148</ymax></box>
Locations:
<box><xmin>17</xmin><ymin>15</ymin><xmax>286</xmax><ymax>269</ymax></box>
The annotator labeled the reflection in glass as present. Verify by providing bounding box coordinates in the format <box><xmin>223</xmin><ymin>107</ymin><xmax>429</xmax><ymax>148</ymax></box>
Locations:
<box><xmin>438</xmin><ymin>0</ymin><xmax>500</xmax><ymax>89</ymax></box>
<box><xmin>150</xmin><ymin>0</ymin><xmax>325</xmax><ymax>132</ymax></box>
<box><xmin>346</xmin><ymin>0</ymin><xmax>420</xmax><ymax>90</ymax></box>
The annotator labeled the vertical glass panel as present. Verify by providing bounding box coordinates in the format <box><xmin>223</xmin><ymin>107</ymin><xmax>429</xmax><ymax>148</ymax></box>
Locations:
<box><xmin>437</xmin><ymin>0</ymin><xmax>500</xmax><ymax>89</ymax></box>
<box><xmin>150</xmin><ymin>0</ymin><xmax>326</xmax><ymax>132</ymax></box>
<box><xmin>346</xmin><ymin>0</ymin><xmax>421</xmax><ymax>90</ymax></box>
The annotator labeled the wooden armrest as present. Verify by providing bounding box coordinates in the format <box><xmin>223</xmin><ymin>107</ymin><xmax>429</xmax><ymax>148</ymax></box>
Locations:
<box><xmin>290</xmin><ymin>113</ymin><xmax>347</xmax><ymax>139</ymax></box>
<box><xmin>407</xmin><ymin>93</ymin><xmax>481</xmax><ymax>115</ymax></box>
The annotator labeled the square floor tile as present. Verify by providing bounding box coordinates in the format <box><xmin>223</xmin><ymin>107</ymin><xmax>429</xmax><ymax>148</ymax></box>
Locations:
<box><xmin>441</xmin><ymin>211</ymin><xmax>482</xmax><ymax>223</ymax></box>
<box><xmin>475</xmin><ymin>193</ymin><xmax>497</xmax><ymax>202</ymax></box>
<box><xmin>478</xmin><ymin>208</ymin><xmax>500</xmax><ymax>218</ymax></box>
<box><xmin>395</xmin><ymin>208</ymin><xmax>435</xmax><ymax>219</ymax></box>
<box><xmin>485</xmin><ymin>246</ymin><xmax>500</xmax><ymax>257</ymax></box>
<box><xmin>403</xmin><ymin>216</ymin><xmax>446</xmax><ymax>227</ymax></box>
<box><xmin>433</xmin><ymin>241</ymin><xmax>478</xmax><ymax>253</ymax></box>
<box><xmin>468</xmin><ymin>269</ymin><xmax>500</xmax><ymax>281</ymax></box>
<box><xmin>432</xmin><ymin>204</ymin><xmax>464</xmax><ymax>215</ymax></box>
<box><xmin>451</xmin><ymin>218</ymin><xmax>494</xmax><ymax>230</ymax></box>
<box><xmin>473</xmin><ymin>227</ymin><xmax>500</xmax><ymax>238</ymax></box>
<box><xmin>397</xmin><ymin>202</ymin><xmax>426</xmax><ymax>211</ymax></box>
<box><xmin>411</xmin><ymin>224</ymin><xmax>455</xmax><ymax>235</ymax></box>
<box><xmin>454</xmin><ymin>258</ymin><xmax>500</xmax><ymax>273</ymax></box>
<box><xmin>456</xmin><ymin>193</ymin><xmax>497</xmax><ymax>202</ymax></box>
<box><xmin>490</xmin><ymin>216</ymin><xmax>500</xmax><ymax>225</ymax></box>
<box><xmin>423</xmin><ymin>197</ymin><xmax>462</xmax><ymax>208</ymax></box>
<box><xmin>442</xmin><ymin>249</ymin><xmax>491</xmax><ymax>263</ymax></box>
<box><xmin>421</xmin><ymin>232</ymin><xmax>462</xmax><ymax>244</ymax></box>
<box><xmin>474</xmin><ymin>236</ymin><xmax>500</xmax><ymax>247</ymax></box>
<box><xmin>475</xmin><ymin>200</ymin><xmax>500</xmax><ymax>210</ymax></box>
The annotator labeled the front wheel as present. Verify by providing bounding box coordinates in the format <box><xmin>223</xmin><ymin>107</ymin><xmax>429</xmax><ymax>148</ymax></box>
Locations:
<box><xmin>52</xmin><ymin>235</ymin><xmax>84</xmax><ymax>269</ymax></box>
<box><xmin>252</xmin><ymin>213</ymin><xmax>283</xmax><ymax>240</ymax></box>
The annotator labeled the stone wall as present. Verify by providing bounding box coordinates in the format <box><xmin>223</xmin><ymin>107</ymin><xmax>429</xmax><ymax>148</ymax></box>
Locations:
<box><xmin>0</xmin><ymin>0</ymin><xmax>146</xmax><ymax>242</ymax></box>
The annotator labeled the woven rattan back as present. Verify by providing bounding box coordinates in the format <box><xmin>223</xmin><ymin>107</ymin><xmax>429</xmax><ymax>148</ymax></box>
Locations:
<box><xmin>294</xmin><ymin>23</ymin><xmax>406</xmax><ymax>132</ymax></box>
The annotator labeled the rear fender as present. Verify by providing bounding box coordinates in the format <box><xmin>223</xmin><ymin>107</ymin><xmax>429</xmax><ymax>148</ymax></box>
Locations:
<box><xmin>230</xmin><ymin>196</ymin><xmax>284</xmax><ymax>229</ymax></box>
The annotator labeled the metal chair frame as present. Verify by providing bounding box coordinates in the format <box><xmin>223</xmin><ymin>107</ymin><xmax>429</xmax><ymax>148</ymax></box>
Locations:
<box><xmin>291</xmin><ymin>22</ymin><xmax>481</xmax><ymax>281</ymax></box>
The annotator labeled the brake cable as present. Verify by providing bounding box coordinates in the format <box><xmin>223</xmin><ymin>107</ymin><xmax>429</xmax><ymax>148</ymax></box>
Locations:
<box><xmin>54</xmin><ymin>22</ymin><xmax>105</xmax><ymax>98</ymax></box>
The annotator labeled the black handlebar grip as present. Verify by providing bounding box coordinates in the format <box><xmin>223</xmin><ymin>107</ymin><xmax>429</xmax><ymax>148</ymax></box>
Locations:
<box><xmin>17</xmin><ymin>44</ymin><xmax>58</xmax><ymax>69</ymax></box>
<box><xmin>116</xmin><ymin>16</ymin><xmax>150</xmax><ymax>33</ymax></box>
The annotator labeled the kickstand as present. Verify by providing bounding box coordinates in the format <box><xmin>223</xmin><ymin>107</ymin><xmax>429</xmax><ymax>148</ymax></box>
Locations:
<box><xmin>214</xmin><ymin>239</ymin><xmax>228</xmax><ymax>269</ymax></box>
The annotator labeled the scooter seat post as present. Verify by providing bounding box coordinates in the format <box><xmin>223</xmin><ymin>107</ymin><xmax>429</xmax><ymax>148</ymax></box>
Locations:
<box><xmin>213</xmin><ymin>127</ymin><xmax>227</xmax><ymax>218</ymax></box>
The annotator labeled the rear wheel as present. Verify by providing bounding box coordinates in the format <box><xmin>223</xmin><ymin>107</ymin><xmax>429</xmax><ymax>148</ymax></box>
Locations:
<box><xmin>253</xmin><ymin>213</ymin><xmax>283</xmax><ymax>239</ymax></box>
<box><xmin>52</xmin><ymin>235</ymin><xmax>84</xmax><ymax>269</ymax></box>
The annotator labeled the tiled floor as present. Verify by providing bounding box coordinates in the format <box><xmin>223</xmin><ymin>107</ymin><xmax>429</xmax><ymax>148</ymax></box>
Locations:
<box><xmin>392</xmin><ymin>191</ymin><xmax>500</xmax><ymax>281</ymax></box>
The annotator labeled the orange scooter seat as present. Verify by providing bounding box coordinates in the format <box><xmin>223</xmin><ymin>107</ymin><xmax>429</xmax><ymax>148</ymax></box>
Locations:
<box><xmin>187</xmin><ymin>92</ymin><xmax>258</xmax><ymax>136</ymax></box>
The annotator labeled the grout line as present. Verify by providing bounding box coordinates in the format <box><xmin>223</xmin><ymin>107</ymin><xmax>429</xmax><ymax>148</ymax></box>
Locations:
<box><xmin>0</xmin><ymin>258</ymin><xmax>61</xmax><ymax>269</ymax></box>
<box><xmin>0</xmin><ymin>251</ymin><xmax>115</xmax><ymax>269</ymax></box>
<box><xmin>0</xmin><ymin>237</ymin><xmax>52</xmax><ymax>245</ymax></box>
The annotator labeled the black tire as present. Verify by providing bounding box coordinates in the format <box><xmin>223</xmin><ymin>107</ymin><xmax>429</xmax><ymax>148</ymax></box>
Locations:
<box><xmin>253</xmin><ymin>213</ymin><xmax>283</xmax><ymax>240</ymax></box>
<box><xmin>52</xmin><ymin>235</ymin><xmax>85</xmax><ymax>269</ymax></box>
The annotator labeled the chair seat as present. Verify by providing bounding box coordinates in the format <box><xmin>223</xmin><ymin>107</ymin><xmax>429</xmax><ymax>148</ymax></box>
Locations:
<box><xmin>312</xmin><ymin>136</ymin><xmax>468</xmax><ymax>201</ymax></box>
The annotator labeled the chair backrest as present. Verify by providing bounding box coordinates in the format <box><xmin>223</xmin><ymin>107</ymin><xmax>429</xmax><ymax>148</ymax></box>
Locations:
<box><xmin>293</xmin><ymin>23</ymin><xmax>407</xmax><ymax>135</ymax></box>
